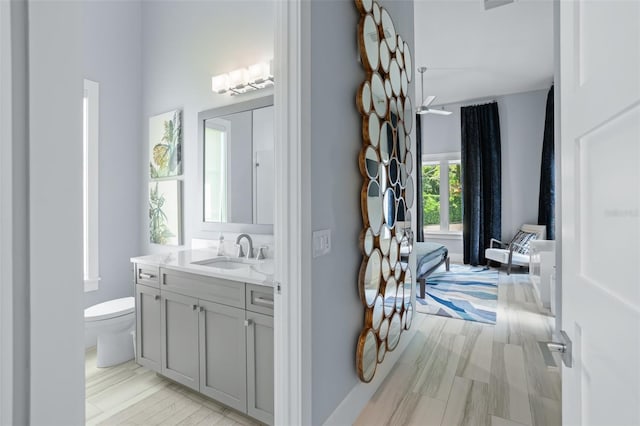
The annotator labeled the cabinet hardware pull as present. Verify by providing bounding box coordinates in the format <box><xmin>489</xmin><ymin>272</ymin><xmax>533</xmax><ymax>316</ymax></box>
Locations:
<box><xmin>199</xmin><ymin>306</ymin><xmax>204</xmax><ymax>312</ymax></box>
<box><xmin>254</xmin><ymin>296</ymin><xmax>274</xmax><ymax>306</ymax></box>
<box><xmin>192</xmin><ymin>304</ymin><xmax>198</xmax><ymax>310</ymax></box>
<box><xmin>244</xmin><ymin>319</ymin><xmax>253</xmax><ymax>327</ymax></box>
<box><xmin>154</xmin><ymin>295</ymin><xmax>160</xmax><ymax>301</ymax></box>
<box><xmin>139</xmin><ymin>272</ymin><xmax>155</xmax><ymax>279</ymax></box>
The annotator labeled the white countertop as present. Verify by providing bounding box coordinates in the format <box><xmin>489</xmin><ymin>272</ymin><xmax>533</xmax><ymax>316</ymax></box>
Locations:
<box><xmin>131</xmin><ymin>249</ymin><xmax>275</xmax><ymax>287</ymax></box>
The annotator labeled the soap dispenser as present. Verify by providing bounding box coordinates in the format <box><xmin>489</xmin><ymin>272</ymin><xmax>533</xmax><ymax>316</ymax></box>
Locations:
<box><xmin>216</xmin><ymin>233</ymin><xmax>225</xmax><ymax>256</ymax></box>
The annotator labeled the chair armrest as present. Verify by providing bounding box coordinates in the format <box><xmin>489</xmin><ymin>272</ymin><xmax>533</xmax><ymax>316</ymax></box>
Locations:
<box><xmin>490</xmin><ymin>238</ymin><xmax>505</xmax><ymax>248</ymax></box>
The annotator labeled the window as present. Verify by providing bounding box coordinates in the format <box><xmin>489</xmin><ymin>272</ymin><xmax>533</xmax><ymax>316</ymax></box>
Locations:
<box><xmin>83</xmin><ymin>79</ymin><xmax>99</xmax><ymax>291</ymax></box>
<box><xmin>422</xmin><ymin>153</ymin><xmax>462</xmax><ymax>233</ymax></box>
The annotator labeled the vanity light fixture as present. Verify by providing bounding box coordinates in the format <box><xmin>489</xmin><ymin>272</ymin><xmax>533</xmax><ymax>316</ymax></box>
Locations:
<box><xmin>211</xmin><ymin>61</ymin><xmax>274</xmax><ymax>95</ymax></box>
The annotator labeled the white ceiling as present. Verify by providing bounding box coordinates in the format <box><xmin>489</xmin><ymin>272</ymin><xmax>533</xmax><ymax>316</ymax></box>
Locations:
<box><xmin>413</xmin><ymin>0</ymin><xmax>554</xmax><ymax>106</ymax></box>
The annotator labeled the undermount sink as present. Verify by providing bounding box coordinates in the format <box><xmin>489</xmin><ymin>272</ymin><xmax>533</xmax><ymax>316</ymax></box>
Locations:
<box><xmin>191</xmin><ymin>257</ymin><xmax>253</xmax><ymax>270</ymax></box>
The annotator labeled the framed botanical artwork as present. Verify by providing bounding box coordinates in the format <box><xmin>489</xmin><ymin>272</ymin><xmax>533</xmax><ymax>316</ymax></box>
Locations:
<box><xmin>149</xmin><ymin>110</ymin><xmax>182</xmax><ymax>178</ymax></box>
<box><xmin>149</xmin><ymin>180</ymin><xmax>182</xmax><ymax>245</ymax></box>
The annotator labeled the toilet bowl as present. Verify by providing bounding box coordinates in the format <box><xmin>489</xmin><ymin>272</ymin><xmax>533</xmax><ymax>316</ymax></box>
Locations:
<box><xmin>85</xmin><ymin>297</ymin><xmax>135</xmax><ymax>368</ymax></box>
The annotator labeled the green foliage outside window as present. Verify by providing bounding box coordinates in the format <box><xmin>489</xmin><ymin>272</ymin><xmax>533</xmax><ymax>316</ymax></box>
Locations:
<box><xmin>422</xmin><ymin>164</ymin><xmax>440</xmax><ymax>225</ymax></box>
<box><xmin>449</xmin><ymin>163</ymin><xmax>462</xmax><ymax>226</ymax></box>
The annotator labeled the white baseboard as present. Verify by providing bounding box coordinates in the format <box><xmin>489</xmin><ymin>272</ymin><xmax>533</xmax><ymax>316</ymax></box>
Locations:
<box><xmin>322</xmin><ymin>315</ymin><xmax>424</xmax><ymax>426</ymax></box>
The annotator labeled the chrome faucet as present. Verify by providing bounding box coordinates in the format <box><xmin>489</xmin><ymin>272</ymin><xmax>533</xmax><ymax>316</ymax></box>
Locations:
<box><xmin>235</xmin><ymin>233</ymin><xmax>254</xmax><ymax>259</ymax></box>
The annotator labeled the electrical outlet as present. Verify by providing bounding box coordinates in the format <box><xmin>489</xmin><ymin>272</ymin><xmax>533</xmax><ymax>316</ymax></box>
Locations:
<box><xmin>312</xmin><ymin>229</ymin><xmax>331</xmax><ymax>258</ymax></box>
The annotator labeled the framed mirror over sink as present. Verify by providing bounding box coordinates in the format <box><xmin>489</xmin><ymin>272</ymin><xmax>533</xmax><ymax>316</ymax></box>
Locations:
<box><xmin>197</xmin><ymin>96</ymin><xmax>274</xmax><ymax>235</ymax></box>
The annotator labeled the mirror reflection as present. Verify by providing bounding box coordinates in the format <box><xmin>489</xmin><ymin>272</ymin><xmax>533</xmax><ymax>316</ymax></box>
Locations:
<box><xmin>199</xmin><ymin>97</ymin><xmax>274</xmax><ymax>228</ymax></box>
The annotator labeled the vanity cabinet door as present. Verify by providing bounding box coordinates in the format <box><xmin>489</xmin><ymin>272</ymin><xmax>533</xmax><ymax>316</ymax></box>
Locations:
<box><xmin>246</xmin><ymin>311</ymin><xmax>274</xmax><ymax>425</ymax></box>
<box><xmin>161</xmin><ymin>290</ymin><xmax>200</xmax><ymax>391</ymax></box>
<box><xmin>198</xmin><ymin>299</ymin><xmax>247</xmax><ymax>413</ymax></box>
<box><xmin>135</xmin><ymin>284</ymin><xmax>161</xmax><ymax>372</ymax></box>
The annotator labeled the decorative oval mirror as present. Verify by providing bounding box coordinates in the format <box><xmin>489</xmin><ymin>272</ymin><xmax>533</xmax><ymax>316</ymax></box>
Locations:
<box><xmin>384</xmin><ymin>78</ymin><xmax>392</xmax><ymax>98</ymax></box>
<box><xmin>381</xmin><ymin>256</ymin><xmax>391</xmax><ymax>281</ymax></box>
<box><xmin>403</xmin><ymin>268</ymin><xmax>412</xmax><ymax>306</ymax></box>
<box><xmin>357</xmin><ymin>81</ymin><xmax>372</xmax><ymax>115</ymax></box>
<box><xmin>361</xmin><ymin>227</ymin><xmax>374</xmax><ymax>256</ymax></box>
<box><xmin>371</xmin><ymin>73</ymin><xmax>387</xmax><ymax>118</ymax></box>
<box><xmin>379</xmin><ymin>160</ymin><xmax>388</xmax><ymax>192</ymax></box>
<box><xmin>389</xmin><ymin>236</ymin><xmax>399</xmax><ymax>269</ymax></box>
<box><xmin>394</xmin><ymin>263</ymin><xmax>402</xmax><ymax>280</ymax></box>
<box><xmin>397</xmin><ymin>35</ymin><xmax>404</xmax><ymax>53</ymax></box>
<box><xmin>397</xmin><ymin>122</ymin><xmax>406</xmax><ymax>163</ymax></box>
<box><xmin>404</xmin><ymin>176</ymin><xmax>414</xmax><ymax>209</ymax></box>
<box><xmin>359</xmin><ymin>14</ymin><xmax>379</xmax><ymax>72</ymax></box>
<box><xmin>383</xmin><ymin>187</ymin><xmax>396</xmax><ymax>228</ymax></box>
<box><xmin>401</xmin><ymin>70</ymin><xmax>408</xmax><ymax>98</ymax></box>
<box><xmin>396</xmin><ymin>48</ymin><xmax>404</xmax><ymax>70</ymax></box>
<box><xmin>406</xmin><ymin>133</ymin><xmax>412</xmax><ymax>153</ymax></box>
<box><xmin>389</xmin><ymin>59</ymin><xmax>401</xmax><ymax>97</ymax></box>
<box><xmin>384</xmin><ymin>277</ymin><xmax>397</xmax><ymax>317</ymax></box>
<box><xmin>399</xmin><ymin>163</ymin><xmax>407</xmax><ymax>187</ymax></box>
<box><xmin>396</xmin><ymin>198</ymin><xmax>406</xmax><ymax>240</ymax></box>
<box><xmin>380</xmin><ymin>8</ymin><xmax>397</xmax><ymax>52</ymax></box>
<box><xmin>405</xmin><ymin>150</ymin><xmax>413</xmax><ymax>174</ymax></box>
<box><xmin>372</xmin><ymin>295</ymin><xmax>383</xmax><ymax>330</ymax></box>
<box><xmin>388</xmin><ymin>158</ymin><xmax>399</xmax><ymax>186</ymax></box>
<box><xmin>359</xmin><ymin>248</ymin><xmax>381</xmax><ymax>307</ymax></box>
<box><xmin>360</xmin><ymin>146</ymin><xmax>380</xmax><ymax>180</ymax></box>
<box><xmin>357</xmin><ymin>328</ymin><xmax>377</xmax><ymax>382</ymax></box>
<box><xmin>377</xmin><ymin>343</ymin><xmax>386</xmax><ymax>363</ymax></box>
<box><xmin>372</xmin><ymin>1</ymin><xmax>380</xmax><ymax>24</ymax></box>
<box><xmin>404</xmin><ymin>41</ymin><xmax>412</xmax><ymax>82</ymax></box>
<box><xmin>365</xmin><ymin>113</ymin><xmax>380</xmax><ymax>147</ymax></box>
<box><xmin>403</xmin><ymin>97</ymin><xmax>413</xmax><ymax>133</ymax></box>
<box><xmin>394</xmin><ymin>182</ymin><xmax>402</xmax><ymax>200</ymax></box>
<box><xmin>389</xmin><ymin>97</ymin><xmax>399</xmax><ymax>128</ymax></box>
<box><xmin>379</xmin><ymin>121</ymin><xmax>393</xmax><ymax>164</ymax></box>
<box><xmin>379</xmin><ymin>318</ymin><xmax>389</xmax><ymax>340</ymax></box>
<box><xmin>404</xmin><ymin>303</ymin><xmax>413</xmax><ymax>330</ymax></box>
<box><xmin>387</xmin><ymin>312</ymin><xmax>401</xmax><ymax>351</ymax></box>
<box><xmin>379</xmin><ymin>40</ymin><xmax>390</xmax><ymax>73</ymax></box>
<box><xmin>365</xmin><ymin>180</ymin><xmax>383</xmax><ymax>235</ymax></box>
<box><xmin>379</xmin><ymin>226</ymin><xmax>392</xmax><ymax>256</ymax></box>
<box><xmin>395</xmin><ymin>281</ymin><xmax>403</xmax><ymax>311</ymax></box>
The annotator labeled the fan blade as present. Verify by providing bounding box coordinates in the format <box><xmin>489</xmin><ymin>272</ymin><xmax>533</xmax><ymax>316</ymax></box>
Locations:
<box><xmin>426</xmin><ymin>108</ymin><xmax>453</xmax><ymax>116</ymax></box>
<box><xmin>421</xmin><ymin>95</ymin><xmax>436</xmax><ymax>107</ymax></box>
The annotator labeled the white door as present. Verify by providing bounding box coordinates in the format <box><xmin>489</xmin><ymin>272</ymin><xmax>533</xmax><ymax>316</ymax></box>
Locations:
<box><xmin>560</xmin><ymin>1</ymin><xmax>640</xmax><ymax>425</ymax></box>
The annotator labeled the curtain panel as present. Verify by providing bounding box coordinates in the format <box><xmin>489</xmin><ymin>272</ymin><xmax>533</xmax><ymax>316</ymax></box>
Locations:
<box><xmin>538</xmin><ymin>86</ymin><xmax>555</xmax><ymax>240</ymax></box>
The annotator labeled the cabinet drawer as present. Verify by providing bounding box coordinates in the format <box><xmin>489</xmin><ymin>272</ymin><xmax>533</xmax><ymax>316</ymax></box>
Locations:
<box><xmin>135</xmin><ymin>264</ymin><xmax>160</xmax><ymax>288</ymax></box>
<box><xmin>161</xmin><ymin>268</ymin><xmax>245</xmax><ymax>309</ymax></box>
<box><xmin>246</xmin><ymin>284</ymin><xmax>274</xmax><ymax>316</ymax></box>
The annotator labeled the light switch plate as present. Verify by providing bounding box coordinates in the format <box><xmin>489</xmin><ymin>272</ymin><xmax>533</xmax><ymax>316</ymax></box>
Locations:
<box><xmin>312</xmin><ymin>229</ymin><xmax>331</xmax><ymax>258</ymax></box>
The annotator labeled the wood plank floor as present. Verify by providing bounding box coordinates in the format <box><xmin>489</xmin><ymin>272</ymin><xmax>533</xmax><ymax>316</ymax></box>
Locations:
<box><xmin>85</xmin><ymin>349</ymin><xmax>262</xmax><ymax>425</ymax></box>
<box><xmin>355</xmin><ymin>269</ymin><xmax>561</xmax><ymax>426</ymax></box>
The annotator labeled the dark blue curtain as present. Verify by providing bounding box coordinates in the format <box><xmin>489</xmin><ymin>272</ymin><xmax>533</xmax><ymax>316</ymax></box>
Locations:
<box><xmin>415</xmin><ymin>114</ymin><xmax>424</xmax><ymax>242</ymax></box>
<box><xmin>538</xmin><ymin>86</ymin><xmax>555</xmax><ymax>240</ymax></box>
<box><xmin>461</xmin><ymin>102</ymin><xmax>502</xmax><ymax>266</ymax></box>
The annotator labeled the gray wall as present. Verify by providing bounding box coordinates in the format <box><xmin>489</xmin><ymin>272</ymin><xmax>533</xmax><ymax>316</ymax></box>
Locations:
<box><xmin>308</xmin><ymin>0</ymin><xmax>414</xmax><ymax>424</ymax></box>
<box><xmin>140</xmin><ymin>0</ymin><xmax>274</xmax><ymax>254</ymax></box>
<box><xmin>28</xmin><ymin>1</ymin><xmax>85</xmax><ymax>423</ymax></box>
<box><xmin>83</xmin><ymin>0</ymin><xmax>142</xmax><ymax>309</ymax></box>
<box><xmin>420</xmin><ymin>89</ymin><xmax>548</xmax><ymax>256</ymax></box>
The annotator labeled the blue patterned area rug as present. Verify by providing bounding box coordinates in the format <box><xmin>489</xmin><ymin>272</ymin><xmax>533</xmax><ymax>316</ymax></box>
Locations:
<box><xmin>415</xmin><ymin>264</ymin><xmax>498</xmax><ymax>324</ymax></box>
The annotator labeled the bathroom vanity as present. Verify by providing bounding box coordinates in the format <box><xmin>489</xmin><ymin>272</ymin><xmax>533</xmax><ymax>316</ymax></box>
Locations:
<box><xmin>130</xmin><ymin>249</ymin><xmax>274</xmax><ymax>425</ymax></box>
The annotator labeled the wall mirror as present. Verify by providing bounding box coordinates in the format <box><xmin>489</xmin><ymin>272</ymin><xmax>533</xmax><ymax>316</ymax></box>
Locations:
<box><xmin>197</xmin><ymin>96</ymin><xmax>274</xmax><ymax>234</ymax></box>
<box><xmin>355</xmin><ymin>0</ymin><xmax>414</xmax><ymax>383</ymax></box>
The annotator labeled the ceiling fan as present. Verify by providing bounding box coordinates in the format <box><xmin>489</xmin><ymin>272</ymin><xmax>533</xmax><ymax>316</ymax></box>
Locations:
<box><xmin>416</xmin><ymin>66</ymin><xmax>452</xmax><ymax>116</ymax></box>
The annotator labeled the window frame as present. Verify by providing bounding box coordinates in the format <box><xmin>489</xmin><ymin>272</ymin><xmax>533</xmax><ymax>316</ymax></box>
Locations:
<box><xmin>422</xmin><ymin>151</ymin><xmax>462</xmax><ymax>237</ymax></box>
<box><xmin>83</xmin><ymin>79</ymin><xmax>100</xmax><ymax>292</ymax></box>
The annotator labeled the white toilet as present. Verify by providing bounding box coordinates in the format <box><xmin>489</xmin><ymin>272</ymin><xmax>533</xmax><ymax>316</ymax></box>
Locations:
<box><xmin>85</xmin><ymin>297</ymin><xmax>136</xmax><ymax>368</ymax></box>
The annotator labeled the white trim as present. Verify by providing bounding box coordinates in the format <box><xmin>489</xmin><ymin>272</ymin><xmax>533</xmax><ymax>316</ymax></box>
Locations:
<box><xmin>273</xmin><ymin>1</ymin><xmax>312</xmax><ymax>425</ymax></box>
<box><xmin>0</xmin><ymin>1</ymin><xmax>13</xmax><ymax>421</ymax></box>
<box><xmin>422</xmin><ymin>151</ymin><xmax>461</xmax><ymax>162</ymax></box>
<box><xmin>424</xmin><ymin>231</ymin><xmax>462</xmax><ymax>240</ymax></box>
<box><xmin>83</xmin><ymin>79</ymin><xmax>100</xmax><ymax>292</ymax></box>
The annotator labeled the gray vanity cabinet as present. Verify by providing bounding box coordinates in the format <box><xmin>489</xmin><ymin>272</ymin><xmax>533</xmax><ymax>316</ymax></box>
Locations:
<box><xmin>198</xmin><ymin>299</ymin><xmax>247</xmax><ymax>412</ymax></box>
<box><xmin>161</xmin><ymin>290</ymin><xmax>200</xmax><ymax>391</ymax></box>
<box><xmin>135</xmin><ymin>284</ymin><xmax>161</xmax><ymax>371</ymax></box>
<box><xmin>246</xmin><ymin>310</ymin><xmax>274</xmax><ymax>425</ymax></box>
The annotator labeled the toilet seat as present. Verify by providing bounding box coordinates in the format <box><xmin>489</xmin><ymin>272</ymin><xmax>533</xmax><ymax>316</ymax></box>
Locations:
<box><xmin>85</xmin><ymin>297</ymin><xmax>135</xmax><ymax>322</ymax></box>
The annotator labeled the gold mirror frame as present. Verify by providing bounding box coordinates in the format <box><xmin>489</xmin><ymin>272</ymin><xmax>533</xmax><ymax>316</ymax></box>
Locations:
<box><xmin>355</xmin><ymin>0</ymin><xmax>414</xmax><ymax>383</ymax></box>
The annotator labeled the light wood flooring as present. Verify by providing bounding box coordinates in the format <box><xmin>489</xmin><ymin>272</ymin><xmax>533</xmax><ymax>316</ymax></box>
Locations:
<box><xmin>85</xmin><ymin>349</ymin><xmax>261</xmax><ymax>425</ymax></box>
<box><xmin>355</xmin><ymin>270</ymin><xmax>561</xmax><ymax>426</ymax></box>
